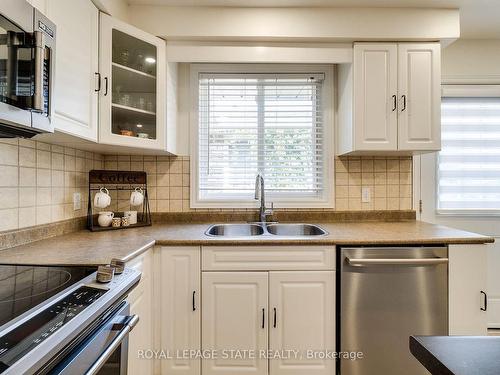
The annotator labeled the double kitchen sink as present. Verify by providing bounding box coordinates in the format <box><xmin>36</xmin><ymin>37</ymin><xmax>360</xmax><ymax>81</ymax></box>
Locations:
<box><xmin>205</xmin><ymin>223</ymin><xmax>327</xmax><ymax>237</ymax></box>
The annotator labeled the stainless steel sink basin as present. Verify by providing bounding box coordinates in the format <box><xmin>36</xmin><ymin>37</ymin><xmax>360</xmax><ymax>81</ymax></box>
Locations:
<box><xmin>266</xmin><ymin>223</ymin><xmax>327</xmax><ymax>236</ymax></box>
<box><xmin>205</xmin><ymin>223</ymin><xmax>265</xmax><ymax>237</ymax></box>
<box><xmin>205</xmin><ymin>223</ymin><xmax>327</xmax><ymax>237</ymax></box>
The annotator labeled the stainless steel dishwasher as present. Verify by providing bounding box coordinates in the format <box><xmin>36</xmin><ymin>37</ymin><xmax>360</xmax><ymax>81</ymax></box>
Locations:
<box><xmin>339</xmin><ymin>246</ymin><xmax>448</xmax><ymax>375</ymax></box>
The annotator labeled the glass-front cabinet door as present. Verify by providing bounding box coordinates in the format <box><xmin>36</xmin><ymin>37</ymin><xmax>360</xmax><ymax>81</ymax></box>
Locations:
<box><xmin>99</xmin><ymin>13</ymin><xmax>165</xmax><ymax>149</ymax></box>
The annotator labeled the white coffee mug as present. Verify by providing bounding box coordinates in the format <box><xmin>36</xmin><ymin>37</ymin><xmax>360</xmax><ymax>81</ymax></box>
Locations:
<box><xmin>124</xmin><ymin>210</ymin><xmax>137</xmax><ymax>225</ymax></box>
<box><xmin>97</xmin><ymin>211</ymin><xmax>114</xmax><ymax>227</ymax></box>
<box><xmin>94</xmin><ymin>187</ymin><xmax>111</xmax><ymax>209</ymax></box>
<box><xmin>130</xmin><ymin>187</ymin><xmax>144</xmax><ymax>207</ymax></box>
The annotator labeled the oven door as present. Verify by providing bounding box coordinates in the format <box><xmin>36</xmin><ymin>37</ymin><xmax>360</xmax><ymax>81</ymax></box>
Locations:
<box><xmin>47</xmin><ymin>302</ymin><xmax>138</xmax><ymax>375</ymax></box>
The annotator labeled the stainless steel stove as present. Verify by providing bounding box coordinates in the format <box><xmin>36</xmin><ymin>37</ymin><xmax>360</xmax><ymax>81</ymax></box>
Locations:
<box><xmin>0</xmin><ymin>263</ymin><xmax>140</xmax><ymax>375</ymax></box>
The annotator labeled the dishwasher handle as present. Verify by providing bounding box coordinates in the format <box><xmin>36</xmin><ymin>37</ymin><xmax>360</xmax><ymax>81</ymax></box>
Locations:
<box><xmin>346</xmin><ymin>257</ymin><xmax>449</xmax><ymax>266</ymax></box>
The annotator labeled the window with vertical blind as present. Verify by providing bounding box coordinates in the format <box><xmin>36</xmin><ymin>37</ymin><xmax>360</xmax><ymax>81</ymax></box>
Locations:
<box><xmin>191</xmin><ymin>65</ymin><xmax>333</xmax><ymax>207</ymax></box>
<box><xmin>438</xmin><ymin>89</ymin><xmax>500</xmax><ymax>211</ymax></box>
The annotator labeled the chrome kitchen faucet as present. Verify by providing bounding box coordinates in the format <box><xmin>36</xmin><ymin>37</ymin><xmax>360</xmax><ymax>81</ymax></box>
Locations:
<box><xmin>254</xmin><ymin>174</ymin><xmax>273</xmax><ymax>223</ymax></box>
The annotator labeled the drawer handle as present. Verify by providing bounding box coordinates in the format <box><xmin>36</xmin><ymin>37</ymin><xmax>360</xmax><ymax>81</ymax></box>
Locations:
<box><xmin>481</xmin><ymin>290</ymin><xmax>488</xmax><ymax>311</ymax></box>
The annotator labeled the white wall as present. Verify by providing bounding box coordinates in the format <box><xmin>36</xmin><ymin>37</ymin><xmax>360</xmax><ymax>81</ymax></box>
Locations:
<box><xmin>442</xmin><ymin>39</ymin><xmax>500</xmax><ymax>82</ymax></box>
<box><xmin>129</xmin><ymin>6</ymin><xmax>459</xmax><ymax>42</ymax></box>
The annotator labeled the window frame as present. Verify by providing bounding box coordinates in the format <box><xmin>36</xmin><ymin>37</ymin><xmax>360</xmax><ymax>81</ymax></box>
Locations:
<box><xmin>436</xmin><ymin>84</ymin><xmax>500</xmax><ymax>216</ymax></box>
<box><xmin>189</xmin><ymin>63</ymin><xmax>335</xmax><ymax>209</ymax></box>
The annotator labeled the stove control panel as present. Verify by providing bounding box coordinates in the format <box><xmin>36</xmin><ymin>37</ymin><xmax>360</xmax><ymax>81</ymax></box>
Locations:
<box><xmin>0</xmin><ymin>286</ymin><xmax>107</xmax><ymax>372</ymax></box>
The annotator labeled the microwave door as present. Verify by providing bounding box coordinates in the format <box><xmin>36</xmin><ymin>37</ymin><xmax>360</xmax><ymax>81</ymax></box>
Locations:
<box><xmin>0</xmin><ymin>15</ymin><xmax>32</xmax><ymax>129</ymax></box>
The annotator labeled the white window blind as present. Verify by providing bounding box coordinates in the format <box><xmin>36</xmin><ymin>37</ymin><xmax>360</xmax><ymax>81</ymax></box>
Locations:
<box><xmin>197</xmin><ymin>72</ymin><xmax>327</xmax><ymax>204</ymax></box>
<box><xmin>438</xmin><ymin>96</ymin><xmax>500</xmax><ymax>210</ymax></box>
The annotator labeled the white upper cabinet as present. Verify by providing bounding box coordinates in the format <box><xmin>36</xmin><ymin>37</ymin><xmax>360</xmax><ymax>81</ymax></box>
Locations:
<box><xmin>353</xmin><ymin>44</ymin><xmax>398</xmax><ymax>151</ymax></box>
<box><xmin>338</xmin><ymin>42</ymin><xmax>441</xmax><ymax>155</ymax></box>
<box><xmin>45</xmin><ymin>0</ymin><xmax>99</xmax><ymax>141</ymax></box>
<box><xmin>99</xmin><ymin>13</ymin><xmax>166</xmax><ymax>150</ymax></box>
<box><xmin>398</xmin><ymin>43</ymin><xmax>441</xmax><ymax>151</ymax></box>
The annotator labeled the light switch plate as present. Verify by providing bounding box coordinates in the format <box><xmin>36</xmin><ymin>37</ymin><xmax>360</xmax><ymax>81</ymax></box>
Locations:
<box><xmin>73</xmin><ymin>192</ymin><xmax>81</xmax><ymax>210</ymax></box>
<box><xmin>362</xmin><ymin>187</ymin><xmax>371</xmax><ymax>203</ymax></box>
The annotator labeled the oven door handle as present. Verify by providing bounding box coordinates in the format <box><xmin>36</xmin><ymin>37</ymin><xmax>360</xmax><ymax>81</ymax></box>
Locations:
<box><xmin>84</xmin><ymin>314</ymin><xmax>139</xmax><ymax>375</ymax></box>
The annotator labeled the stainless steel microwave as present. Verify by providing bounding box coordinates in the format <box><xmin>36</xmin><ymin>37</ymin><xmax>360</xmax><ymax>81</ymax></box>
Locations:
<box><xmin>0</xmin><ymin>0</ymin><xmax>55</xmax><ymax>138</ymax></box>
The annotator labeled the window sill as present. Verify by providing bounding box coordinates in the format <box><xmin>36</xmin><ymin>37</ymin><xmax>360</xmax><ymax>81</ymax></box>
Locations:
<box><xmin>191</xmin><ymin>198</ymin><xmax>335</xmax><ymax>209</ymax></box>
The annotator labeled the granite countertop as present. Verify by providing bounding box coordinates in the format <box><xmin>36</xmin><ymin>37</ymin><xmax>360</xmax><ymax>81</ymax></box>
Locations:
<box><xmin>410</xmin><ymin>335</ymin><xmax>500</xmax><ymax>375</ymax></box>
<box><xmin>0</xmin><ymin>220</ymin><xmax>493</xmax><ymax>266</ymax></box>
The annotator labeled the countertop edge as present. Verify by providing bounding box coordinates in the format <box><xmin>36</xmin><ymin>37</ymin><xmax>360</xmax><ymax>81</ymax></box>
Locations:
<box><xmin>120</xmin><ymin>240</ymin><xmax>156</xmax><ymax>263</ymax></box>
<box><xmin>154</xmin><ymin>237</ymin><xmax>494</xmax><ymax>247</ymax></box>
<box><xmin>409</xmin><ymin>336</ymin><xmax>454</xmax><ymax>375</ymax></box>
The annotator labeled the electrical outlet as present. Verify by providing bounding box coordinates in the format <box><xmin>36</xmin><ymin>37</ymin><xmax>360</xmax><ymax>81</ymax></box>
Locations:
<box><xmin>362</xmin><ymin>187</ymin><xmax>371</xmax><ymax>203</ymax></box>
<box><xmin>73</xmin><ymin>192</ymin><xmax>81</xmax><ymax>210</ymax></box>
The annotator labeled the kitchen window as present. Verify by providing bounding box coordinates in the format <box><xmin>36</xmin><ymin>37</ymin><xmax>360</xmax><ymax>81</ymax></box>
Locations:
<box><xmin>438</xmin><ymin>85</ymin><xmax>500</xmax><ymax>213</ymax></box>
<box><xmin>190</xmin><ymin>64</ymin><xmax>334</xmax><ymax>208</ymax></box>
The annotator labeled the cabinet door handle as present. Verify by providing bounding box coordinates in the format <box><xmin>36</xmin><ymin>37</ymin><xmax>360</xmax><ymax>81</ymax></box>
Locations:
<box><xmin>261</xmin><ymin>308</ymin><xmax>265</xmax><ymax>329</ymax></box>
<box><xmin>273</xmin><ymin>308</ymin><xmax>277</xmax><ymax>328</ymax></box>
<box><xmin>392</xmin><ymin>95</ymin><xmax>397</xmax><ymax>111</ymax></box>
<box><xmin>481</xmin><ymin>290</ymin><xmax>488</xmax><ymax>311</ymax></box>
<box><xmin>95</xmin><ymin>72</ymin><xmax>101</xmax><ymax>92</ymax></box>
<box><xmin>104</xmin><ymin>77</ymin><xmax>109</xmax><ymax>96</ymax></box>
<box><xmin>401</xmin><ymin>94</ymin><xmax>407</xmax><ymax>111</ymax></box>
<box><xmin>192</xmin><ymin>291</ymin><xmax>196</xmax><ymax>311</ymax></box>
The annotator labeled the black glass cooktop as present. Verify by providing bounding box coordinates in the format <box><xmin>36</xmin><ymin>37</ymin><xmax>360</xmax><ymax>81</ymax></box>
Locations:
<box><xmin>0</xmin><ymin>265</ymin><xmax>96</xmax><ymax>328</ymax></box>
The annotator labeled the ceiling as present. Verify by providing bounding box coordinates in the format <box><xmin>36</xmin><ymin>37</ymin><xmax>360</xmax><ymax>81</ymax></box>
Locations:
<box><xmin>126</xmin><ymin>0</ymin><xmax>500</xmax><ymax>39</ymax></box>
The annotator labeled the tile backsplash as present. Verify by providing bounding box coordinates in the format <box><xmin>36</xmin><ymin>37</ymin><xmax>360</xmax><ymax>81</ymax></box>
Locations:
<box><xmin>0</xmin><ymin>138</ymin><xmax>412</xmax><ymax>232</ymax></box>
<box><xmin>0</xmin><ymin>139</ymin><xmax>103</xmax><ymax>232</ymax></box>
<box><xmin>103</xmin><ymin>154</ymin><xmax>413</xmax><ymax>213</ymax></box>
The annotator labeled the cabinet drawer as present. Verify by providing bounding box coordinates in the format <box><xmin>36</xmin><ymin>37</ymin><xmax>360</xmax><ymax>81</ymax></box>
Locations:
<box><xmin>202</xmin><ymin>246</ymin><xmax>335</xmax><ymax>271</ymax></box>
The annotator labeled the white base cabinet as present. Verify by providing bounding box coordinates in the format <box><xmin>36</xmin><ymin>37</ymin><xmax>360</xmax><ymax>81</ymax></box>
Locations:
<box><xmin>201</xmin><ymin>270</ymin><xmax>335</xmax><ymax>375</ymax></box>
<box><xmin>449</xmin><ymin>244</ymin><xmax>488</xmax><ymax>335</ymax></box>
<box><xmin>160</xmin><ymin>247</ymin><xmax>201</xmax><ymax>375</ymax></box>
<box><xmin>202</xmin><ymin>272</ymin><xmax>269</xmax><ymax>375</ymax></box>
<box><xmin>269</xmin><ymin>271</ymin><xmax>335</xmax><ymax>375</ymax></box>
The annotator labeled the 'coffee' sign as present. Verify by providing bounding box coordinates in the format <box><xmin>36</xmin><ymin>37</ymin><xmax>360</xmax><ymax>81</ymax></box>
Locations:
<box><xmin>89</xmin><ymin>170</ymin><xmax>147</xmax><ymax>185</ymax></box>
